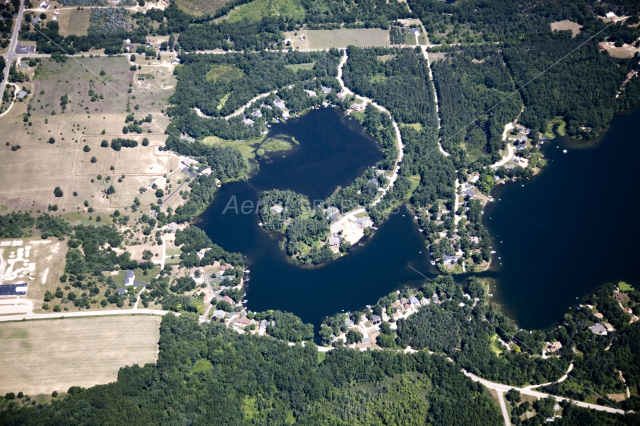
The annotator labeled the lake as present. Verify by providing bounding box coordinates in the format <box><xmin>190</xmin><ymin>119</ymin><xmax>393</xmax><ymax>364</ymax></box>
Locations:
<box><xmin>197</xmin><ymin>108</ymin><xmax>435</xmax><ymax>326</ymax></box>
<box><xmin>482</xmin><ymin>106</ymin><xmax>640</xmax><ymax>330</ymax></box>
<box><xmin>198</xmin><ymin>105</ymin><xmax>640</xmax><ymax>332</ymax></box>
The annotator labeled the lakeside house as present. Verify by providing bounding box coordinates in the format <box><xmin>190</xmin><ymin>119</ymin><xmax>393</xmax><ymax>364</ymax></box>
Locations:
<box><xmin>305</xmin><ymin>89</ymin><xmax>317</xmax><ymax>98</ymax></box>
<box><xmin>251</xmin><ymin>110</ymin><xmax>262</xmax><ymax>118</ymax></box>
<box><xmin>409</xmin><ymin>296</ymin><xmax>420</xmax><ymax>306</ymax></box>
<box><xmin>243</xmin><ymin>117</ymin><xmax>254</xmax><ymax>126</ymax></box>
<box><xmin>259</xmin><ymin>320</ymin><xmax>269</xmax><ymax>330</ymax></box>
<box><xmin>372</xmin><ymin>315</ymin><xmax>382</xmax><ymax>324</ymax></box>
<box><xmin>594</xmin><ymin>313</ymin><xmax>604</xmax><ymax>319</ymax></box>
<box><xmin>212</xmin><ymin>310</ymin><xmax>227</xmax><ymax>320</ymax></box>
<box><xmin>271</xmin><ymin>204</ymin><xmax>283</xmax><ymax>214</ymax></box>
<box><xmin>329</xmin><ymin>236</ymin><xmax>340</xmax><ymax>246</ymax></box>
<box><xmin>368</xmin><ymin>177</ymin><xmax>379</xmax><ymax>187</ymax></box>
<box><xmin>547</xmin><ymin>341</ymin><xmax>563</xmax><ymax>352</ymax></box>
<box><xmin>589</xmin><ymin>323</ymin><xmax>607</xmax><ymax>334</ymax></box>
<box><xmin>236</xmin><ymin>317</ymin><xmax>251</xmax><ymax>327</ymax></box>
<box><xmin>274</xmin><ymin>99</ymin><xmax>286</xmax><ymax>110</ymax></box>
<box><xmin>322</xmin><ymin>86</ymin><xmax>332</xmax><ymax>94</ymax></box>
<box><xmin>443</xmin><ymin>255</ymin><xmax>460</xmax><ymax>265</ymax></box>
<box><xmin>351</xmin><ymin>103</ymin><xmax>366</xmax><ymax>112</ymax></box>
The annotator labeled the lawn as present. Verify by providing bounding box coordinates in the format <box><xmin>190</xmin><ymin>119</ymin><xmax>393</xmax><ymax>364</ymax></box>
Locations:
<box><xmin>619</xmin><ymin>281</ymin><xmax>635</xmax><ymax>292</ymax></box>
<box><xmin>0</xmin><ymin>315</ymin><xmax>161</xmax><ymax>395</ymax></box>
<box><xmin>205</xmin><ymin>65</ymin><xmax>245</xmax><ymax>83</ymax></box>
<box><xmin>544</xmin><ymin>117</ymin><xmax>567</xmax><ymax>139</ymax></box>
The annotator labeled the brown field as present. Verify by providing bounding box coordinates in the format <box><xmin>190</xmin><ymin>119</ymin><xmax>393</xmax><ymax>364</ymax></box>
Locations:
<box><xmin>427</xmin><ymin>51</ymin><xmax>447</xmax><ymax>62</ymax></box>
<box><xmin>0</xmin><ymin>315</ymin><xmax>161</xmax><ymax>395</ymax></box>
<box><xmin>51</xmin><ymin>8</ymin><xmax>92</xmax><ymax>37</ymax></box>
<box><xmin>0</xmin><ymin>56</ymin><xmax>182</xmax><ymax>216</ymax></box>
<box><xmin>550</xmin><ymin>20</ymin><xmax>582</xmax><ymax>37</ymax></box>
<box><xmin>286</xmin><ymin>29</ymin><xmax>390</xmax><ymax>50</ymax></box>
<box><xmin>175</xmin><ymin>0</ymin><xmax>234</xmax><ymax>16</ymax></box>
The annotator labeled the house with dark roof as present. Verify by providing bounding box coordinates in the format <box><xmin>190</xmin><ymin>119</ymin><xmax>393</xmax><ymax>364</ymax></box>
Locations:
<box><xmin>321</xmin><ymin>86</ymin><xmax>332</xmax><ymax>94</ymax></box>
<box><xmin>117</xmin><ymin>288</ymin><xmax>127</xmax><ymax>295</ymax></box>
<box><xmin>371</xmin><ymin>315</ymin><xmax>382</xmax><ymax>324</ymax></box>
<box><xmin>409</xmin><ymin>296</ymin><xmax>420</xmax><ymax>306</ymax></box>
<box><xmin>16</xmin><ymin>90</ymin><xmax>27</xmax><ymax>100</ymax></box>
<box><xmin>259</xmin><ymin>320</ymin><xmax>269</xmax><ymax>330</ymax></box>
<box><xmin>589</xmin><ymin>323</ymin><xmax>607</xmax><ymax>334</ymax></box>
<box><xmin>368</xmin><ymin>177</ymin><xmax>379</xmax><ymax>186</ymax></box>
<box><xmin>408</xmin><ymin>28</ymin><xmax>420</xmax><ymax>34</ymax></box>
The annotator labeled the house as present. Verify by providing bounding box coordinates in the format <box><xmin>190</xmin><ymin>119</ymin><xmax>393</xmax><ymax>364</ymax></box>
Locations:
<box><xmin>329</xmin><ymin>236</ymin><xmax>340</xmax><ymax>246</ymax></box>
<box><xmin>594</xmin><ymin>312</ymin><xmax>604</xmax><ymax>319</ymax></box>
<box><xmin>212</xmin><ymin>310</ymin><xmax>227</xmax><ymax>319</ymax></box>
<box><xmin>409</xmin><ymin>296</ymin><xmax>420</xmax><ymax>306</ymax></box>
<box><xmin>516</xmin><ymin>135</ymin><xmax>527</xmax><ymax>144</ymax></box>
<box><xmin>223</xmin><ymin>295</ymin><xmax>233</xmax><ymax>303</ymax></box>
<box><xmin>589</xmin><ymin>323</ymin><xmax>607</xmax><ymax>334</ymax></box>
<box><xmin>356</xmin><ymin>217</ymin><xmax>373</xmax><ymax>228</ymax></box>
<box><xmin>400</xmin><ymin>298</ymin><xmax>407</xmax><ymax>304</ymax></box>
<box><xmin>33</xmin><ymin>17</ymin><xmax>40</xmax><ymax>24</ymax></box>
<box><xmin>462</xmin><ymin>189</ymin><xmax>476</xmax><ymax>197</ymax></box>
<box><xmin>368</xmin><ymin>177</ymin><xmax>379</xmax><ymax>186</ymax></box>
<box><xmin>305</xmin><ymin>89</ymin><xmax>317</xmax><ymax>98</ymax></box>
<box><xmin>125</xmin><ymin>44</ymin><xmax>133</xmax><ymax>52</ymax></box>
<box><xmin>505</xmin><ymin>164</ymin><xmax>516</xmax><ymax>170</ymax></box>
<box><xmin>420</xmin><ymin>298</ymin><xmax>430</xmax><ymax>306</ymax></box>
<box><xmin>344</xmin><ymin>319</ymin><xmax>354</xmax><ymax>327</ymax></box>
<box><xmin>351</xmin><ymin>103</ymin><xmax>366</xmax><ymax>112</ymax></box>
<box><xmin>200</xmin><ymin>167</ymin><xmax>212</xmax><ymax>176</ymax></box>
<box><xmin>271</xmin><ymin>204</ymin><xmax>283</xmax><ymax>214</ymax></box>
<box><xmin>52</xmin><ymin>16</ymin><xmax>56</xmax><ymax>21</ymax></box>
<box><xmin>605</xmin><ymin>323</ymin><xmax>615</xmax><ymax>331</ymax></box>
<box><xmin>171</xmin><ymin>60</ymin><xmax>180</xmax><ymax>65</ymax></box>
<box><xmin>145</xmin><ymin>42</ymin><xmax>152</xmax><ymax>47</ymax></box>
<box><xmin>243</xmin><ymin>117</ymin><xmax>254</xmax><ymax>126</ymax></box>
<box><xmin>299</xmin><ymin>34</ymin><xmax>305</xmax><ymax>41</ymax></box>
<box><xmin>361</xmin><ymin>337</ymin><xmax>371</xmax><ymax>343</ymax></box>
<box><xmin>605</xmin><ymin>12</ymin><xmax>616</xmax><ymax>18</ymax></box>
<box><xmin>236</xmin><ymin>317</ymin><xmax>251</xmax><ymax>327</ymax></box>
<box><xmin>371</xmin><ymin>315</ymin><xmax>382</xmax><ymax>324</ymax></box>
<box><xmin>53</xmin><ymin>10</ymin><xmax>59</xmax><ymax>15</ymax></box>
<box><xmin>408</xmin><ymin>28</ymin><xmax>420</xmax><ymax>34</ymax></box>
<box><xmin>615</xmin><ymin>294</ymin><xmax>623</xmax><ymax>301</ymax></box>
<box><xmin>274</xmin><ymin>99</ymin><xmax>286</xmax><ymax>109</ymax></box>
<box><xmin>259</xmin><ymin>320</ymin><xmax>269</xmax><ymax>330</ymax></box>
<box><xmin>516</xmin><ymin>144</ymin><xmax>528</xmax><ymax>151</ymax></box>
<box><xmin>443</xmin><ymin>255</ymin><xmax>460</xmax><ymax>265</ymax></box>
<box><xmin>125</xmin><ymin>270</ymin><xmax>135</xmax><ymax>286</ymax></box>
<box><xmin>325</xmin><ymin>206</ymin><xmax>339</xmax><ymax>218</ymax></box>
<box><xmin>547</xmin><ymin>341</ymin><xmax>562</xmax><ymax>352</ymax></box>
<box><xmin>251</xmin><ymin>110</ymin><xmax>263</xmax><ymax>118</ymax></box>
<box><xmin>167</xmin><ymin>222</ymin><xmax>178</xmax><ymax>232</ymax></box>
<box><xmin>404</xmin><ymin>303</ymin><xmax>411</xmax><ymax>310</ymax></box>
<box><xmin>337</xmin><ymin>92</ymin><xmax>347</xmax><ymax>100</ymax></box>
<box><xmin>117</xmin><ymin>288</ymin><xmax>127</xmax><ymax>295</ymax></box>
<box><xmin>321</xmin><ymin>86</ymin><xmax>332</xmax><ymax>94</ymax></box>
<box><xmin>432</xmin><ymin>293</ymin><xmax>439</xmax><ymax>303</ymax></box>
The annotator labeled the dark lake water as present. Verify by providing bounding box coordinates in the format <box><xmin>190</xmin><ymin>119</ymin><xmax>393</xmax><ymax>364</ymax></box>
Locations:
<box><xmin>198</xmin><ymin>105</ymin><xmax>640</xmax><ymax>331</ymax></box>
<box><xmin>197</xmin><ymin>108</ymin><xmax>435</xmax><ymax>326</ymax></box>
<box><xmin>483</xmin><ymin>106</ymin><xmax>640</xmax><ymax>330</ymax></box>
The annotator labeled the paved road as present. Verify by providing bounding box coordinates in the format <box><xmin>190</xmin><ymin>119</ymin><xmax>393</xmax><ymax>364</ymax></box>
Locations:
<box><xmin>0</xmin><ymin>308</ymin><xmax>170</xmax><ymax>322</ymax></box>
<box><xmin>336</xmin><ymin>51</ymin><xmax>404</xmax><ymax>206</ymax></box>
<box><xmin>1</xmin><ymin>0</ymin><xmax>26</xmax><ymax>100</ymax></box>
<box><xmin>462</xmin><ymin>370</ymin><xmax>627</xmax><ymax>416</ymax></box>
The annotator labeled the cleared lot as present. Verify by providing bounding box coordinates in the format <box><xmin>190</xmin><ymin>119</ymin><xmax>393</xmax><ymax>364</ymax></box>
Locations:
<box><xmin>287</xmin><ymin>29</ymin><xmax>390</xmax><ymax>50</ymax></box>
<box><xmin>0</xmin><ymin>315</ymin><xmax>161</xmax><ymax>395</ymax></box>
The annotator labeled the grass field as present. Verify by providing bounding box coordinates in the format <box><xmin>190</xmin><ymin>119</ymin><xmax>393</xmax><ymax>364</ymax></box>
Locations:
<box><xmin>225</xmin><ymin>0</ymin><xmax>304</xmax><ymax>23</ymax></box>
<box><xmin>286</xmin><ymin>29</ymin><xmax>390</xmax><ymax>50</ymax></box>
<box><xmin>205</xmin><ymin>64</ymin><xmax>245</xmax><ymax>83</ymax></box>
<box><xmin>55</xmin><ymin>9</ymin><xmax>92</xmax><ymax>37</ymax></box>
<box><xmin>175</xmin><ymin>0</ymin><xmax>234</xmax><ymax>16</ymax></box>
<box><xmin>284</xmin><ymin>62</ymin><xmax>315</xmax><ymax>71</ymax></box>
<box><xmin>619</xmin><ymin>282</ymin><xmax>635</xmax><ymax>291</ymax></box>
<box><xmin>0</xmin><ymin>316</ymin><xmax>161</xmax><ymax>395</ymax></box>
<box><xmin>544</xmin><ymin>117</ymin><xmax>567</xmax><ymax>139</ymax></box>
<box><xmin>0</xmin><ymin>56</ymin><xmax>181</xmax><ymax>216</ymax></box>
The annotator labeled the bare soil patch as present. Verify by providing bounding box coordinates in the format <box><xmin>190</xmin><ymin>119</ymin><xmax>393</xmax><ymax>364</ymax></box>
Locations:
<box><xmin>550</xmin><ymin>20</ymin><xmax>582</xmax><ymax>37</ymax></box>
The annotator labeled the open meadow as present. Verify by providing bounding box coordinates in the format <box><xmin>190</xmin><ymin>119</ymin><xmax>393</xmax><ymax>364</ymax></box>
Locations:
<box><xmin>0</xmin><ymin>56</ymin><xmax>181</xmax><ymax>217</ymax></box>
<box><xmin>0</xmin><ymin>315</ymin><xmax>161</xmax><ymax>395</ymax></box>
<box><xmin>175</xmin><ymin>0</ymin><xmax>234</xmax><ymax>16</ymax></box>
<box><xmin>286</xmin><ymin>29</ymin><xmax>390</xmax><ymax>50</ymax></box>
